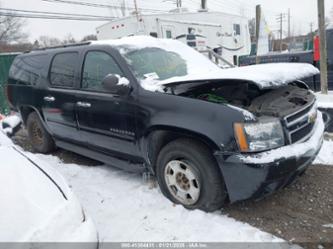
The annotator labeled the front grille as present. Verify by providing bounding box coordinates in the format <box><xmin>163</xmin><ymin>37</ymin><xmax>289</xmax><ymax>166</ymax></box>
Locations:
<box><xmin>283</xmin><ymin>100</ymin><xmax>317</xmax><ymax>144</ymax></box>
<box><xmin>290</xmin><ymin>122</ymin><xmax>315</xmax><ymax>143</ymax></box>
<box><xmin>286</xmin><ymin>104</ymin><xmax>314</xmax><ymax>124</ymax></box>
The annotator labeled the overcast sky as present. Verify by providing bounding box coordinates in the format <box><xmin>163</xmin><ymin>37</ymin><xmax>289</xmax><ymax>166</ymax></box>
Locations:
<box><xmin>1</xmin><ymin>0</ymin><xmax>333</xmax><ymax>42</ymax></box>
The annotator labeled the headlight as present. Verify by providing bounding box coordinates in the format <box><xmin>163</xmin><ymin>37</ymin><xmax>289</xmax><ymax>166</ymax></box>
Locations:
<box><xmin>234</xmin><ymin>118</ymin><xmax>285</xmax><ymax>152</ymax></box>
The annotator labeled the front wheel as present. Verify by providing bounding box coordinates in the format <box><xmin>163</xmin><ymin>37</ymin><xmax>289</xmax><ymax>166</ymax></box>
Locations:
<box><xmin>156</xmin><ymin>138</ymin><xmax>227</xmax><ymax>212</ymax></box>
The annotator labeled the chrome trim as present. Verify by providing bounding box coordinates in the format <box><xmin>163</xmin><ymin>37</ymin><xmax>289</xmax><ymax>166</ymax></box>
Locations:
<box><xmin>293</xmin><ymin>124</ymin><xmax>316</xmax><ymax>144</ymax></box>
<box><xmin>284</xmin><ymin>99</ymin><xmax>316</xmax><ymax>127</ymax></box>
<box><xmin>283</xmin><ymin>99</ymin><xmax>317</xmax><ymax>144</ymax></box>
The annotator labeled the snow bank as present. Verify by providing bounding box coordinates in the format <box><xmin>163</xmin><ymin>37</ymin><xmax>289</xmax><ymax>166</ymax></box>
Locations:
<box><xmin>93</xmin><ymin>36</ymin><xmax>319</xmax><ymax>91</ymax></box>
<box><xmin>313</xmin><ymin>140</ymin><xmax>333</xmax><ymax>165</ymax></box>
<box><xmin>35</xmin><ymin>153</ymin><xmax>283</xmax><ymax>243</ymax></box>
<box><xmin>0</xmin><ymin>131</ymin><xmax>97</xmax><ymax>243</ymax></box>
<box><xmin>315</xmin><ymin>91</ymin><xmax>333</xmax><ymax>109</ymax></box>
<box><xmin>1</xmin><ymin>115</ymin><xmax>21</xmax><ymax>136</ymax></box>
<box><xmin>0</xmin><ymin>125</ymin><xmax>15</xmax><ymax>146</ymax></box>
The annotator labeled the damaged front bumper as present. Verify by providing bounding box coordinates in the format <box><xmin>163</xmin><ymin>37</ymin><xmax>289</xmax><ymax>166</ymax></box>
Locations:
<box><xmin>215</xmin><ymin>112</ymin><xmax>325</xmax><ymax>203</ymax></box>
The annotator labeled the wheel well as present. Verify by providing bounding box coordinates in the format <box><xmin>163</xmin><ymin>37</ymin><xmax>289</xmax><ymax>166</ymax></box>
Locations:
<box><xmin>19</xmin><ymin>106</ymin><xmax>43</xmax><ymax>125</ymax></box>
<box><xmin>146</xmin><ymin>128</ymin><xmax>219</xmax><ymax>173</ymax></box>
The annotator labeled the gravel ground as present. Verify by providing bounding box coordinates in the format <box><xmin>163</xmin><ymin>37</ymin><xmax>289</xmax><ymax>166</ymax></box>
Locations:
<box><xmin>12</xmin><ymin>128</ymin><xmax>333</xmax><ymax>248</ymax></box>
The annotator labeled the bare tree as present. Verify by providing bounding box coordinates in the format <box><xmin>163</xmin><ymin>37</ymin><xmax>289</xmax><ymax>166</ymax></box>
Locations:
<box><xmin>81</xmin><ymin>34</ymin><xmax>97</xmax><ymax>42</ymax></box>
<box><xmin>0</xmin><ymin>4</ymin><xmax>27</xmax><ymax>43</ymax></box>
<box><xmin>38</xmin><ymin>36</ymin><xmax>62</xmax><ymax>48</ymax></box>
<box><xmin>62</xmin><ymin>33</ymin><xmax>76</xmax><ymax>45</ymax></box>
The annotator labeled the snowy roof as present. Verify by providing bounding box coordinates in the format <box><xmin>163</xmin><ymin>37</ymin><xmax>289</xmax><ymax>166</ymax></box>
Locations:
<box><xmin>93</xmin><ymin>36</ymin><xmax>319</xmax><ymax>91</ymax></box>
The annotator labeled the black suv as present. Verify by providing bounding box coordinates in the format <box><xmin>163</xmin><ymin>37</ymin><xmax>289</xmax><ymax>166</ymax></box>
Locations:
<box><xmin>6</xmin><ymin>36</ymin><xmax>324</xmax><ymax>211</ymax></box>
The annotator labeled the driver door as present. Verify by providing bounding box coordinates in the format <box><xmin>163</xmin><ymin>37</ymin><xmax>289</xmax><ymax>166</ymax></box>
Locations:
<box><xmin>75</xmin><ymin>50</ymin><xmax>138</xmax><ymax>157</ymax></box>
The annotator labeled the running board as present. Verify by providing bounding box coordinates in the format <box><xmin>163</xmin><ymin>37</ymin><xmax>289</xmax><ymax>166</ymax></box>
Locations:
<box><xmin>55</xmin><ymin>140</ymin><xmax>146</xmax><ymax>173</ymax></box>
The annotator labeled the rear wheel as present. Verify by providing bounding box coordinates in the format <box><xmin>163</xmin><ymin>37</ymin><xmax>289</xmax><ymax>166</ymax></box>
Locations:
<box><xmin>26</xmin><ymin>112</ymin><xmax>55</xmax><ymax>153</ymax></box>
<box><xmin>156</xmin><ymin>138</ymin><xmax>227</xmax><ymax>212</ymax></box>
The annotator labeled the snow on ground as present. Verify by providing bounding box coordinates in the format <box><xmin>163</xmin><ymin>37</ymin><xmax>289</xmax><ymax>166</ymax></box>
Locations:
<box><xmin>33</xmin><ymin>153</ymin><xmax>283</xmax><ymax>243</ymax></box>
<box><xmin>314</xmin><ymin>140</ymin><xmax>333</xmax><ymax>165</ymax></box>
<box><xmin>315</xmin><ymin>91</ymin><xmax>333</xmax><ymax>109</ymax></box>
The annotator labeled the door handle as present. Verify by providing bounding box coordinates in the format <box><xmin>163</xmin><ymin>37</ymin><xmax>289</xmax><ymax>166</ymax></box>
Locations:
<box><xmin>44</xmin><ymin>96</ymin><xmax>55</xmax><ymax>102</ymax></box>
<box><xmin>76</xmin><ymin>101</ymin><xmax>91</xmax><ymax>108</ymax></box>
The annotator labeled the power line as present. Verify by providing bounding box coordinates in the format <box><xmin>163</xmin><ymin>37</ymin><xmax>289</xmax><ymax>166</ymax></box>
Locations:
<box><xmin>0</xmin><ymin>7</ymin><xmax>116</xmax><ymax>19</ymax></box>
<box><xmin>0</xmin><ymin>11</ymin><xmax>115</xmax><ymax>21</ymax></box>
<box><xmin>42</xmin><ymin>0</ymin><xmax>167</xmax><ymax>13</ymax></box>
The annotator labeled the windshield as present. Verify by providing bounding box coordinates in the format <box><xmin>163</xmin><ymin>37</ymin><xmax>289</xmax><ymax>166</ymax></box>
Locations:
<box><xmin>122</xmin><ymin>47</ymin><xmax>188</xmax><ymax>81</ymax></box>
<box><xmin>111</xmin><ymin>37</ymin><xmax>220</xmax><ymax>85</ymax></box>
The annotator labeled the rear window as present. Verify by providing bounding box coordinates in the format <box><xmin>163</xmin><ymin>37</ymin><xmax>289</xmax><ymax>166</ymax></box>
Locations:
<box><xmin>9</xmin><ymin>55</ymin><xmax>48</xmax><ymax>85</ymax></box>
<box><xmin>50</xmin><ymin>52</ymin><xmax>78</xmax><ymax>88</ymax></box>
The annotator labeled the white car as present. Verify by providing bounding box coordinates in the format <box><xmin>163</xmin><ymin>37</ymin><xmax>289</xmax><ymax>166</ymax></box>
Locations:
<box><xmin>0</xmin><ymin>130</ymin><xmax>98</xmax><ymax>245</ymax></box>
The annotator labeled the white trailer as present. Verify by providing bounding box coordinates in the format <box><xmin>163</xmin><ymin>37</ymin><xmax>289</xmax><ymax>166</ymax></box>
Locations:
<box><xmin>96</xmin><ymin>11</ymin><xmax>251</xmax><ymax>66</ymax></box>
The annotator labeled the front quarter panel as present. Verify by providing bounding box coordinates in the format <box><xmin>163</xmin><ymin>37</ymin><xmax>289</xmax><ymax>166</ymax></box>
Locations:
<box><xmin>137</xmin><ymin>88</ymin><xmax>246</xmax><ymax>153</ymax></box>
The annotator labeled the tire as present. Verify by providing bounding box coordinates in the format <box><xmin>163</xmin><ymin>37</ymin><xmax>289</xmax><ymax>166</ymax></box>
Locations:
<box><xmin>26</xmin><ymin>112</ymin><xmax>55</xmax><ymax>153</ymax></box>
<box><xmin>156</xmin><ymin>138</ymin><xmax>227</xmax><ymax>212</ymax></box>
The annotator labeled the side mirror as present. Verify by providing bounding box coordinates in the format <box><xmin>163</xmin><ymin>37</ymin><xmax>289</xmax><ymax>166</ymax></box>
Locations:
<box><xmin>102</xmin><ymin>74</ymin><xmax>130</xmax><ymax>95</ymax></box>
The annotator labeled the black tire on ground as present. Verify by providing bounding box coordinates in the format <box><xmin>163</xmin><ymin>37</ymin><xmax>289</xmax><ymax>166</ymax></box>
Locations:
<box><xmin>26</xmin><ymin>112</ymin><xmax>55</xmax><ymax>153</ymax></box>
<box><xmin>156</xmin><ymin>138</ymin><xmax>227</xmax><ymax>212</ymax></box>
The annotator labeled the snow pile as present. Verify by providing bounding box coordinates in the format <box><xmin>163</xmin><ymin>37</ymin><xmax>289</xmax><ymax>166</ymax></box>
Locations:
<box><xmin>315</xmin><ymin>91</ymin><xmax>333</xmax><ymax>109</ymax></box>
<box><xmin>94</xmin><ymin>36</ymin><xmax>319</xmax><ymax>91</ymax></box>
<box><xmin>0</xmin><ymin>131</ymin><xmax>97</xmax><ymax>243</ymax></box>
<box><xmin>1</xmin><ymin>115</ymin><xmax>21</xmax><ymax>136</ymax></box>
<box><xmin>313</xmin><ymin>140</ymin><xmax>333</xmax><ymax>165</ymax></box>
<box><xmin>114</xmin><ymin>74</ymin><xmax>130</xmax><ymax>86</ymax></box>
<box><xmin>34</xmin><ymin>153</ymin><xmax>283</xmax><ymax>243</ymax></box>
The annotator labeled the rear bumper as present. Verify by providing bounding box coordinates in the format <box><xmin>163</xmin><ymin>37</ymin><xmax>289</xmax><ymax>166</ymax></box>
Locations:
<box><xmin>215</xmin><ymin>112</ymin><xmax>325</xmax><ymax>203</ymax></box>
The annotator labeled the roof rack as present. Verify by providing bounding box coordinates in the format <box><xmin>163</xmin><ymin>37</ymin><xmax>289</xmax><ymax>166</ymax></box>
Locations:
<box><xmin>30</xmin><ymin>41</ymin><xmax>92</xmax><ymax>52</ymax></box>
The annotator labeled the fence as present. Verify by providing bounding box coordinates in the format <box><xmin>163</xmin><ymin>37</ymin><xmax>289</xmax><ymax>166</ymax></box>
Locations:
<box><xmin>0</xmin><ymin>53</ymin><xmax>19</xmax><ymax>115</ymax></box>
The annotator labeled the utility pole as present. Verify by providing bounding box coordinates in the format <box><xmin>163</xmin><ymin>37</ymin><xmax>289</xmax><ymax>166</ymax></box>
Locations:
<box><xmin>164</xmin><ymin>0</ymin><xmax>182</xmax><ymax>9</ymax></box>
<box><xmin>133</xmin><ymin>0</ymin><xmax>139</xmax><ymax>20</ymax></box>
<box><xmin>317</xmin><ymin>0</ymin><xmax>328</xmax><ymax>94</ymax></box>
<box><xmin>255</xmin><ymin>4</ymin><xmax>261</xmax><ymax>63</ymax></box>
<box><xmin>288</xmin><ymin>9</ymin><xmax>291</xmax><ymax>38</ymax></box>
<box><xmin>288</xmin><ymin>8</ymin><xmax>291</xmax><ymax>50</ymax></box>
<box><xmin>201</xmin><ymin>0</ymin><xmax>207</xmax><ymax>10</ymax></box>
<box><xmin>276</xmin><ymin>13</ymin><xmax>287</xmax><ymax>51</ymax></box>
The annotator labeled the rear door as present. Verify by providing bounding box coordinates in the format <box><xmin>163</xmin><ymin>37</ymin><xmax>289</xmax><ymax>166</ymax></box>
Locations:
<box><xmin>42</xmin><ymin>52</ymin><xmax>80</xmax><ymax>142</ymax></box>
<box><xmin>75</xmin><ymin>50</ymin><xmax>139</xmax><ymax>158</ymax></box>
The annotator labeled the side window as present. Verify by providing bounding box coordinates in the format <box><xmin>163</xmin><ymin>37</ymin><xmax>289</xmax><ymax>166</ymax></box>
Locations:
<box><xmin>9</xmin><ymin>55</ymin><xmax>48</xmax><ymax>86</ymax></box>
<box><xmin>82</xmin><ymin>51</ymin><xmax>123</xmax><ymax>91</ymax></box>
<box><xmin>50</xmin><ymin>52</ymin><xmax>78</xmax><ymax>88</ymax></box>
<box><xmin>233</xmin><ymin>24</ymin><xmax>241</xmax><ymax>36</ymax></box>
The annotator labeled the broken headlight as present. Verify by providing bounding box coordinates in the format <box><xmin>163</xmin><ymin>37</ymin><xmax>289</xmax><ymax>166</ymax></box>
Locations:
<box><xmin>234</xmin><ymin>118</ymin><xmax>285</xmax><ymax>152</ymax></box>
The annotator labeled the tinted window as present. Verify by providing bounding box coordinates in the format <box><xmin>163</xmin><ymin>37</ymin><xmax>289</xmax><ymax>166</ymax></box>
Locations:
<box><xmin>122</xmin><ymin>47</ymin><xmax>187</xmax><ymax>80</ymax></box>
<box><xmin>82</xmin><ymin>51</ymin><xmax>123</xmax><ymax>91</ymax></box>
<box><xmin>9</xmin><ymin>55</ymin><xmax>48</xmax><ymax>85</ymax></box>
<box><xmin>50</xmin><ymin>52</ymin><xmax>78</xmax><ymax>88</ymax></box>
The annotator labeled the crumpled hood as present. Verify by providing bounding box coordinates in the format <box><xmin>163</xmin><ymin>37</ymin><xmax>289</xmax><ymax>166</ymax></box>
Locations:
<box><xmin>157</xmin><ymin>63</ymin><xmax>320</xmax><ymax>90</ymax></box>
